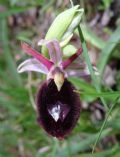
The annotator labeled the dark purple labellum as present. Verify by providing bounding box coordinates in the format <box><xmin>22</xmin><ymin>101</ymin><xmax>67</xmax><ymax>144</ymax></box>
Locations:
<box><xmin>36</xmin><ymin>79</ymin><xmax>81</xmax><ymax>139</ymax></box>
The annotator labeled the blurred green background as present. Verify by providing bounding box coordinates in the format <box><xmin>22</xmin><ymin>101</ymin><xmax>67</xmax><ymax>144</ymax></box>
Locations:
<box><xmin>0</xmin><ymin>0</ymin><xmax>120</xmax><ymax>156</ymax></box>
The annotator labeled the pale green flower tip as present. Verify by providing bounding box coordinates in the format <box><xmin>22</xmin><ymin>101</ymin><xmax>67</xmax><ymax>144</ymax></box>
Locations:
<box><xmin>77</xmin><ymin>8</ymin><xmax>84</xmax><ymax>13</ymax></box>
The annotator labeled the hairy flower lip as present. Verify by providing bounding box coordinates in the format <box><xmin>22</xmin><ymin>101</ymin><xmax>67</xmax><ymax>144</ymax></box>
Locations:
<box><xmin>36</xmin><ymin>79</ymin><xmax>81</xmax><ymax>139</ymax></box>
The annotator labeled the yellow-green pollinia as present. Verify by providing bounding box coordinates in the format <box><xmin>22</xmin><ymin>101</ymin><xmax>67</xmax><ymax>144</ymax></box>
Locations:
<box><xmin>41</xmin><ymin>5</ymin><xmax>84</xmax><ymax>56</ymax></box>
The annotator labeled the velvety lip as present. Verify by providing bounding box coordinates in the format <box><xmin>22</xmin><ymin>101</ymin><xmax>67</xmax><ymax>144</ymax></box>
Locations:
<box><xmin>36</xmin><ymin>79</ymin><xmax>81</xmax><ymax>138</ymax></box>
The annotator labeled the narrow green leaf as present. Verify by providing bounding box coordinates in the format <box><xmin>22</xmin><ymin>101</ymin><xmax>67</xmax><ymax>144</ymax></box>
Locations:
<box><xmin>0</xmin><ymin>69</ymin><xmax>14</xmax><ymax>86</ymax></box>
<box><xmin>71</xmin><ymin>129</ymin><xmax>110</xmax><ymax>154</ymax></box>
<box><xmin>56</xmin><ymin>129</ymin><xmax>111</xmax><ymax>157</ymax></box>
<box><xmin>1</xmin><ymin>19</ymin><xmax>22</xmax><ymax>86</ymax></box>
<box><xmin>78</xmin><ymin>91</ymin><xmax>120</xmax><ymax>98</ymax></box>
<box><xmin>0</xmin><ymin>86</ymin><xmax>28</xmax><ymax>102</ymax></box>
<box><xmin>74</xmin><ymin>146</ymin><xmax>118</xmax><ymax>157</ymax></box>
<box><xmin>97</xmin><ymin>26</ymin><xmax>120</xmax><ymax>83</ymax></box>
<box><xmin>0</xmin><ymin>97</ymin><xmax>20</xmax><ymax>114</ymax></box>
<box><xmin>79</xmin><ymin>25</ymin><xmax>105</xmax><ymax>49</ymax></box>
<box><xmin>92</xmin><ymin>97</ymin><xmax>119</xmax><ymax>153</ymax></box>
<box><xmin>69</xmin><ymin>77</ymin><xmax>96</xmax><ymax>93</ymax></box>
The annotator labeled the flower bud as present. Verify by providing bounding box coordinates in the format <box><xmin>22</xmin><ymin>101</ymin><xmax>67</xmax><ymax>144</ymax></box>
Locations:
<box><xmin>63</xmin><ymin>44</ymin><xmax>77</xmax><ymax>57</ymax></box>
<box><xmin>41</xmin><ymin>5</ymin><xmax>84</xmax><ymax>56</ymax></box>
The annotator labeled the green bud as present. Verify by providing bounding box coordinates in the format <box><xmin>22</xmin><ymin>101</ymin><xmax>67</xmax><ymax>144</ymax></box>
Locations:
<box><xmin>63</xmin><ymin>44</ymin><xmax>77</xmax><ymax>57</ymax></box>
<box><xmin>41</xmin><ymin>5</ymin><xmax>84</xmax><ymax>56</ymax></box>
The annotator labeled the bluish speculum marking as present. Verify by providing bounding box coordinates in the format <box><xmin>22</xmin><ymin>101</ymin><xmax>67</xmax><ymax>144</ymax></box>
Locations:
<box><xmin>47</xmin><ymin>101</ymin><xmax>70</xmax><ymax>122</ymax></box>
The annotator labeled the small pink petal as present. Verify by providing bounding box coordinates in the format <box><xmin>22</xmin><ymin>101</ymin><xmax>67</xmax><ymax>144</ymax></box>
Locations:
<box><xmin>38</xmin><ymin>39</ymin><xmax>62</xmax><ymax>64</ymax></box>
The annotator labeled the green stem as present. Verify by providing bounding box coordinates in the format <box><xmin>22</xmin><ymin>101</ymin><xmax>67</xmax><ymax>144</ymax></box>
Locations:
<box><xmin>77</xmin><ymin>25</ymin><xmax>108</xmax><ymax>110</ymax></box>
<box><xmin>27</xmin><ymin>72</ymin><xmax>36</xmax><ymax>111</ymax></box>
<box><xmin>92</xmin><ymin>97</ymin><xmax>119</xmax><ymax>153</ymax></box>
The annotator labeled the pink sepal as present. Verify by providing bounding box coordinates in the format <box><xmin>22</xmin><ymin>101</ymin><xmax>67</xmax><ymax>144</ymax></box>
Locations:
<box><xmin>21</xmin><ymin>42</ymin><xmax>54</xmax><ymax>70</ymax></box>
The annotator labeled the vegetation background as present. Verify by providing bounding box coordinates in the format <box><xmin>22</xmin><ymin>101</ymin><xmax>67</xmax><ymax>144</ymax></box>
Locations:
<box><xmin>0</xmin><ymin>0</ymin><xmax>120</xmax><ymax>156</ymax></box>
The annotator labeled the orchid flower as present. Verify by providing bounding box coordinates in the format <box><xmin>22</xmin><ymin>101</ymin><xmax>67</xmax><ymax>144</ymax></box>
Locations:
<box><xmin>17</xmin><ymin>39</ymin><xmax>97</xmax><ymax>139</ymax></box>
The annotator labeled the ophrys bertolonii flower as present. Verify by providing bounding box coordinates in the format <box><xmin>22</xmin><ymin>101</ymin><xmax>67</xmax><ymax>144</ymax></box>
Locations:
<box><xmin>17</xmin><ymin>39</ymin><xmax>97</xmax><ymax>139</ymax></box>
